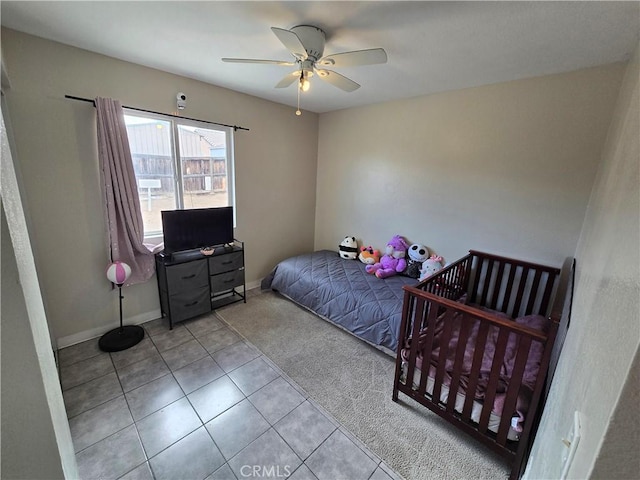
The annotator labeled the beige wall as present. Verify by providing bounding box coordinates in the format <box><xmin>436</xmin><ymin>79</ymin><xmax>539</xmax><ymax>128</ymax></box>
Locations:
<box><xmin>1</xmin><ymin>28</ymin><xmax>318</xmax><ymax>345</ymax></box>
<box><xmin>315</xmin><ymin>60</ymin><xmax>638</xmax><ymax>477</ymax></box>
<box><xmin>1</xmin><ymin>106</ymin><xmax>77</xmax><ymax>478</ymax></box>
<box><xmin>1</xmin><ymin>206</ymin><xmax>69</xmax><ymax>480</ymax></box>
<box><xmin>527</xmin><ymin>41</ymin><xmax>640</xmax><ymax>479</ymax></box>
<box><xmin>315</xmin><ymin>64</ymin><xmax>625</xmax><ymax>266</ymax></box>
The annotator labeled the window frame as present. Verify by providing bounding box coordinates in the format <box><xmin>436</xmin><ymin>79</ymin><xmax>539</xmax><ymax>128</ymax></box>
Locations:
<box><xmin>123</xmin><ymin>109</ymin><xmax>235</xmax><ymax>243</ymax></box>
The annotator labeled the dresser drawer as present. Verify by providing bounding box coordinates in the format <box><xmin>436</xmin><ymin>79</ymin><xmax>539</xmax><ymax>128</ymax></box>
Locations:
<box><xmin>165</xmin><ymin>261</ymin><xmax>208</xmax><ymax>294</ymax></box>
<box><xmin>209</xmin><ymin>252</ymin><xmax>243</xmax><ymax>275</ymax></box>
<box><xmin>211</xmin><ymin>268</ymin><xmax>245</xmax><ymax>293</ymax></box>
<box><xmin>168</xmin><ymin>287</ymin><xmax>210</xmax><ymax>323</ymax></box>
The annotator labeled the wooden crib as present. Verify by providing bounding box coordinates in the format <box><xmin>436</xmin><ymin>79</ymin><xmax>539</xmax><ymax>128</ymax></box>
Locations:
<box><xmin>392</xmin><ymin>250</ymin><xmax>574</xmax><ymax>479</ymax></box>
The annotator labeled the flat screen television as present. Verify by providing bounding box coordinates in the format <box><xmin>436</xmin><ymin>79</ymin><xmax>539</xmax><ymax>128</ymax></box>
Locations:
<box><xmin>161</xmin><ymin>206</ymin><xmax>234</xmax><ymax>255</ymax></box>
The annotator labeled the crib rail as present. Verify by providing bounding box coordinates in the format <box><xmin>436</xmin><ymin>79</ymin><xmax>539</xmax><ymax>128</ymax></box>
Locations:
<box><xmin>393</xmin><ymin>250</ymin><xmax>571</xmax><ymax>480</ymax></box>
<box><xmin>416</xmin><ymin>253</ymin><xmax>472</xmax><ymax>300</ymax></box>
<box><xmin>467</xmin><ymin>250</ymin><xmax>560</xmax><ymax>318</ymax></box>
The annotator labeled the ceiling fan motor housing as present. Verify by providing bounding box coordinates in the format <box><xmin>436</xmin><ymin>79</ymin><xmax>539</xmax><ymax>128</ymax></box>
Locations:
<box><xmin>222</xmin><ymin>23</ymin><xmax>384</xmax><ymax>93</ymax></box>
<box><xmin>291</xmin><ymin>25</ymin><xmax>326</xmax><ymax>61</ymax></box>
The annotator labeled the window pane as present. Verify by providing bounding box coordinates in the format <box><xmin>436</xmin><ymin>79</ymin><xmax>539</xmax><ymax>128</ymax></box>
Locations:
<box><xmin>125</xmin><ymin>115</ymin><xmax>176</xmax><ymax>236</ymax></box>
<box><xmin>177</xmin><ymin>124</ymin><xmax>230</xmax><ymax>209</ymax></box>
<box><xmin>123</xmin><ymin>109</ymin><xmax>235</xmax><ymax>242</ymax></box>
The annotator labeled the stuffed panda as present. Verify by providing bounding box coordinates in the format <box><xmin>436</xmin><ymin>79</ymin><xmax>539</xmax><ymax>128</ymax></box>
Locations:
<box><xmin>404</xmin><ymin>243</ymin><xmax>430</xmax><ymax>278</ymax></box>
<box><xmin>338</xmin><ymin>236</ymin><xmax>358</xmax><ymax>260</ymax></box>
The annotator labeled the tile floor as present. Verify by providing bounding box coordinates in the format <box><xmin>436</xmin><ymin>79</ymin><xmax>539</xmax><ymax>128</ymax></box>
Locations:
<box><xmin>59</xmin><ymin>308</ymin><xmax>402</xmax><ymax>480</ymax></box>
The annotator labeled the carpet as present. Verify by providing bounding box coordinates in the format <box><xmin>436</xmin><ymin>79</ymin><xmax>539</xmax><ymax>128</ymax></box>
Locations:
<box><xmin>216</xmin><ymin>290</ymin><xmax>510</xmax><ymax>480</ymax></box>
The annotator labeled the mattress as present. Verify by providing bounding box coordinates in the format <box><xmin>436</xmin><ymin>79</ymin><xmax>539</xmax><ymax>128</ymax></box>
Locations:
<box><xmin>400</xmin><ymin>309</ymin><xmax>551</xmax><ymax>442</ymax></box>
<box><xmin>261</xmin><ymin>250</ymin><xmax>417</xmax><ymax>352</ymax></box>
<box><xmin>400</xmin><ymin>363</ymin><xmax>521</xmax><ymax>441</ymax></box>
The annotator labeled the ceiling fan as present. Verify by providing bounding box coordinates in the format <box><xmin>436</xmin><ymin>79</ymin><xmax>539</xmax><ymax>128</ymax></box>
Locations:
<box><xmin>222</xmin><ymin>25</ymin><xmax>387</xmax><ymax>94</ymax></box>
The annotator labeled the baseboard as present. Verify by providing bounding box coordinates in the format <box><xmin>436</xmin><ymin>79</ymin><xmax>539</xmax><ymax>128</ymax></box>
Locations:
<box><xmin>57</xmin><ymin>281</ymin><xmax>261</xmax><ymax>349</ymax></box>
<box><xmin>56</xmin><ymin>309</ymin><xmax>162</xmax><ymax>349</ymax></box>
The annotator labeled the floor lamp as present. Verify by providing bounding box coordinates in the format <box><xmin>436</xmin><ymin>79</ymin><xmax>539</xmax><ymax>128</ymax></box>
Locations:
<box><xmin>98</xmin><ymin>261</ymin><xmax>145</xmax><ymax>352</ymax></box>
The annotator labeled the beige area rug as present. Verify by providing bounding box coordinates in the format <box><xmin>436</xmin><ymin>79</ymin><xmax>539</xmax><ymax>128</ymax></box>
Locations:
<box><xmin>216</xmin><ymin>290</ymin><xmax>510</xmax><ymax>480</ymax></box>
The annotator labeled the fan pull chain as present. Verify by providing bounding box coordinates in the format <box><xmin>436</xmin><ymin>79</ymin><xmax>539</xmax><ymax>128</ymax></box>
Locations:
<box><xmin>296</xmin><ymin>74</ymin><xmax>302</xmax><ymax>116</ymax></box>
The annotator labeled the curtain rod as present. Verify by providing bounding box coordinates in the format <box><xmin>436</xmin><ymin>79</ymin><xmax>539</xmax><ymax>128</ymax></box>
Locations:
<box><xmin>64</xmin><ymin>95</ymin><xmax>249</xmax><ymax>132</ymax></box>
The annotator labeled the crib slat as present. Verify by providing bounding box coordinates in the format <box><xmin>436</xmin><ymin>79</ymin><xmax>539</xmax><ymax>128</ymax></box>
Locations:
<box><xmin>525</xmin><ymin>270</ymin><xmax>542</xmax><ymax>315</ymax></box>
<box><xmin>462</xmin><ymin>321</ymin><xmax>491</xmax><ymax>420</ymax></box>
<box><xmin>478</xmin><ymin>328</ymin><xmax>510</xmax><ymax>434</ymax></box>
<box><xmin>456</xmin><ymin>257</ymin><xmax>471</xmax><ymax>300</ymax></box>
<box><xmin>417</xmin><ymin>302</ymin><xmax>441</xmax><ymax>395</ymax></box>
<box><xmin>452</xmin><ymin>263</ymin><xmax>459</xmax><ymax>292</ymax></box>
<box><xmin>489</xmin><ymin>261</ymin><xmax>506</xmax><ymax>311</ymax></box>
<box><xmin>539</xmin><ymin>271</ymin><xmax>557</xmax><ymax>315</ymax></box>
<box><xmin>470</xmin><ymin>257</ymin><xmax>484</xmax><ymax>304</ymax></box>
<box><xmin>401</xmin><ymin>290</ymin><xmax>414</xmax><ymax>341</ymax></box>
<box><xmin>464</xmin><ymin>256</ymin><xmax>474</xmax><ymax>298</ymax></box>
<box><xmin>442</xmin><ymin>268</ymin><xmax>452</xmax><ymax>297</ymax></box>
<box><xmin>512</xmin><ymin>267</ymin><xmax>530</xmax><ymax>317</ymax></box>
<box><xmin>405</xmin><ymin>297</ymin><xmax>427</xmax><ymax>390</ymax></box>
<box><xmin>479</xmin><ymin>259</ymin><xmax>495</xmax><ymax>307</ymax></box>
<box><xmin>497</xmin><ymin>336</ymin><xmax>533</xmax><ymax>445</ymax></box>
<box><xmin>451</xmin><ymin>264</ymin><xmax>461</xmax><ymax>298</ymax></box>
<box><xmin>432</xmin><ymin>309</ymin><xmax>456</xmax><ymax>405</ymax></box>
<box><xmin>503</xmin><ymin>264</ymin><xmax>517</xmax><ymax>317</ymax></box>
<box><xmin>393</xmin><ymin>290</ymin><xmax>414</xmax><ymax>399</ymax></box>
<box><xmin>446</xmin><ymin>313</ymin><xmax>473</xmax><ymax>414</ymax></box>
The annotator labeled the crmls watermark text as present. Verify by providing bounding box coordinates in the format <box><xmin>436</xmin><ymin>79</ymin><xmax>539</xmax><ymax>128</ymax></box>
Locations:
<box><xmin>240</xmin><ymin>465</ymin><xmax>292</xmax><ymax>478</ymax></box>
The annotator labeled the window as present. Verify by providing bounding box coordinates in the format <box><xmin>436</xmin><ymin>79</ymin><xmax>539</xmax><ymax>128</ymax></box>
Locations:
<box><xmin>123</xmin><ymin>110</ymin><xmax>235</xmax><ymax>242</ymax></box>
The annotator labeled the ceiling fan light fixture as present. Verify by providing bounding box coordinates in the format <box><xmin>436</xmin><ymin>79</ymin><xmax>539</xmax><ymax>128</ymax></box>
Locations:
<box><xmin>222</xmin><ymin>24</ymin><xmax>387</xmax><ymax>110</ymax></box>
<box><xmin>296</xmin><ymin>76</ymin><xmax>303</xmax><ymax>116</ymax></box>
<box><xmin>298</xmin><ymin>69</ymin><xmax>312</xmax><ymax>92</ymax></box>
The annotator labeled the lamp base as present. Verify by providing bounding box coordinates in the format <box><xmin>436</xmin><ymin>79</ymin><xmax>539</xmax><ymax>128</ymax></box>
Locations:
<box><xmin>98</xmin><ymin>325</ymin><xmax>145</xmax><ymax>352</ymax></box>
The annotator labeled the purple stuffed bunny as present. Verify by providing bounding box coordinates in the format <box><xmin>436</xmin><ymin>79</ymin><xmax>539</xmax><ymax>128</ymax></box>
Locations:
<box><xmin>365</xmin><ymin>235</ymin><xmax>409</xmax><ymax>278</ymax></box>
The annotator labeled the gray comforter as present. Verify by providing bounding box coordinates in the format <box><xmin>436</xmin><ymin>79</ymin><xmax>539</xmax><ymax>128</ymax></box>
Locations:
<box><xmin>261</xmin><ymin>250</ymin><xmax>418</xmax><ymax>353</ymax></box>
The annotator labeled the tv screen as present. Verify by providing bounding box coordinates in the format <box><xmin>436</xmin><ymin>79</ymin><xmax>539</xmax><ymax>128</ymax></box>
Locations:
<box><xmin>161</xmin><ymin>206</ymin><xmax>234</xmax><ymax>254</ymax></box>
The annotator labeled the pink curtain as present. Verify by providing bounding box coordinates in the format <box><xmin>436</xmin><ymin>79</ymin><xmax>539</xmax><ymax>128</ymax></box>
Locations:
<box><xmin>96</xmin><ymin>97</ymin><xmax>154</xmax><ymax>285</ymax></box>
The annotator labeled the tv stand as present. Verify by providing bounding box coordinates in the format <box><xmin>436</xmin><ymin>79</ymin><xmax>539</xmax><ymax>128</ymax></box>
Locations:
<box><xmin>155</xmin><ymin>239</ymin><xmax>246</xmax><ymax>329</ymax></box>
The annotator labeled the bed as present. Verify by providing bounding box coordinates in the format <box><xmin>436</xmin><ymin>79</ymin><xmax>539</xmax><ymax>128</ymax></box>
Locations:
<box><xmin>261</xmin><ymin>249</ymin><xmax>417</xmax><ymax>353</ymax></box>
<box><xmin>393</xmin><ymin>250</ymin><xmax>574</xmax><ymax>479</ymax></box>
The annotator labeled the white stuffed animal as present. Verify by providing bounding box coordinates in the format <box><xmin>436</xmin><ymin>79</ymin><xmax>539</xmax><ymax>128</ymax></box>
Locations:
<box><xmin>419</xmin><ymin>255</ymin><xmax>444</xmax><ymax>281</ymax></box>
<box><xmin>338</xmin><ymin>236</ymin><xmax>358</xmax><ymax>260</ymax></box>
<box><xmin>405</xmin><ymin>243</ymin><xmax>430</xmax><ymax>278</ymax></box>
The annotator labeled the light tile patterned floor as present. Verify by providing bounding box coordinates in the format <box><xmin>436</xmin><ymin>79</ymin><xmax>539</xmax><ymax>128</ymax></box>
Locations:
<box><xmin>59</xmin><ymin>301</ymin><xmax>403</xmax><ymax>480</ymax></box>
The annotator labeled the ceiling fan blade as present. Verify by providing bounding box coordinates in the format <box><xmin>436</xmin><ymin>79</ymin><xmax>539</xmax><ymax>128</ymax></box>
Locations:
<box><xmin>318</xmin><ymin>48</ymin><xmax>387</xmax><ymax>68</ymax></box>
<box><xmin>275</xmin><ymin>71</ymin><xmax>299</xmax><ymax>89</ymax></box>
<box><xmin>271</xmin><ymin>27</ymin><xmax>308</xmax><ymax>60</ymax></box>
<box><xmin>315</xmin><ymin>69</ymin><xmax>360</xmax><ymax>92</ymax></box>
<box><xmin>221</xmin><ymin>58</ymin><xmax>295</xmax><ymax>66</ymax></box>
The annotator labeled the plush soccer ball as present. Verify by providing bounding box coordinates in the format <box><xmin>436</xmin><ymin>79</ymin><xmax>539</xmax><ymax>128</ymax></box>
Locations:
<box><xmin>338</xmin><ymin>236</ymin><xmax>358</xmax><ymax>260</ymax></box>
<box><xmin>419</xmin><ymin>255</ymin><xmax>444</xmax><ymax>281</ymax></box>
<box><xmin>358</xmin><ymin>246</ymin><xmax>380</xmax><ymax>265</ymax></box>
<box><xmin>405</xmin><ymin>243</ymin><xmax>430</xmax><ymax>278</ymax></box>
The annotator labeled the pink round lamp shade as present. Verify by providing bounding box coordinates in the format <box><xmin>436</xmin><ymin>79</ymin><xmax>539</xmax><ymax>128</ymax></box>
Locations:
<box><xmin>99</xmin><ymin>260</ymin><xmax>144</xmax><ymax>352</ymax></box>
<box><xmin>106</xmin><ymin>261</ymin><xmax>131</xmax><ymax>285</ymax></box>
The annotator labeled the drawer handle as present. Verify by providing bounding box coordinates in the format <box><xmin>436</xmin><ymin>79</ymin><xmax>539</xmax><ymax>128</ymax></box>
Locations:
<box><xmin>223</xmin><ymin>278</ymin><xmax>235</xmax><ymax>284</ymax></box>
<box><xmin>184</xmin><ymin>300</ymin><xmax>199</xmax><ymax>307</ymax></box>
<box><xmin>222</xmin><ymin>260</ymin><xmax>233</xmax><ymax>265</ymax></box>
<box><xmin>181</xmin><ymin>274</ymin><xmax>196</xmax><ymax>279</ymax></box>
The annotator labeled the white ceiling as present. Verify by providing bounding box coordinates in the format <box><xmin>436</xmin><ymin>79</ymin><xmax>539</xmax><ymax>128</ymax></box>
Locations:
<box><xmin>1</xmin><ymin>1</ymin><xmax>639</xmax><ymax>113</ymax></box>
